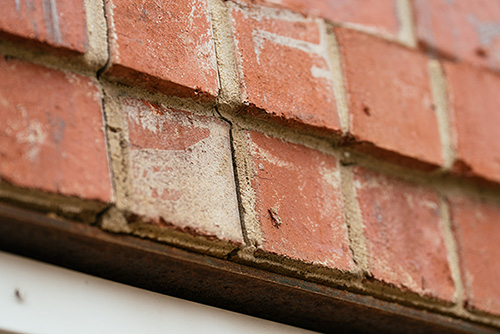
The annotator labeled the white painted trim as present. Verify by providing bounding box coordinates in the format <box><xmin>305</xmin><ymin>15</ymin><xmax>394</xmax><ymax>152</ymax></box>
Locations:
<box><xmin>0</xmin><ymin>251</ymin><xmax>314</xmax><ymax>334</ymax></box>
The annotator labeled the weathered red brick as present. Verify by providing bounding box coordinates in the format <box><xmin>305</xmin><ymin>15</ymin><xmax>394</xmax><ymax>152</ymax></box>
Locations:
<box><xmin>239</xmin><ymin>0</ymin><xmax>399</xmax><ymax>37</ymax></box>
<box><xmin>244</xmin><ymin>131</ymin><xmax>354</xmax><ymax>270</ymax></box>
<box><xmin>122</xmin><ymin>98</ymin><xmax>242</xmax><ymax>242</ymax></box>
<box><xmin>230</xmin><ymin>4</ymin><xmax>341</xmax><ymax>132</ymax></box>
<box><xmin>353</xmin><ymin>167</ymin><xmax>454</xmax><ymax>300</ymax></box>
<box><xmin>0</xmin><ymin>56</ymin><xmax>112</xmax><ymax>202</ymax></box>
<box><xmin>443</xmin><ymin>62</ymin><xmax>500</xmax><ymax>183</ymax></box>
<box><xmin>414</xmin><ymin>0</ymin><xmax>500</xmax><ymax>71</ymax></box>
<box><xmin>105</xmin><ymin>0</ymin><xmax>219</xmax><ymax>100</ymax></box>
<box><xmin>0</xmin><ymin>0</ymin><xmax>88</xmax><ymax>54</ymax></box>
<box><xmin>449</xmin><ymin>195</ymin><xmax>500</xmax><ymax>315</ymax></box>
<box><xmin>336</xmin><ymin>28</ymin><xmax>442</xmax><ymax>169</ymax></box>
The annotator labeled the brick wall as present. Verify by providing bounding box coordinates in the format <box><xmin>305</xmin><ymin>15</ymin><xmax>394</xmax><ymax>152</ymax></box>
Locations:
<box><xmin>1</xmin><ymin>0</ymin><xmax>500</xmax><ymax>328</ymax></box>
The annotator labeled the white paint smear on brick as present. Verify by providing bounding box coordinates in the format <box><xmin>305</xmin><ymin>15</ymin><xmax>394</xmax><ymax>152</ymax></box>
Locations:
<box><xmin>124</xmin><ymin>100</ymin><xmax>242</xmax><ymax>242</ymax></box>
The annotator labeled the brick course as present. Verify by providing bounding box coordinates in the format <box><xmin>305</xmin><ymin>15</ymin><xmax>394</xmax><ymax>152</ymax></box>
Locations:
<box><xmin>414</xmin><ymin>0</ymin><xmax>500</xmax><ymax>71</ymax></box>
<box><xmin>230</xmin><ymin>4</ymin><xmax>341</xmax><ymax>132</ymax></box>
<box><xmin>105</xmin><ymin>0</ymin><xmax>219</xmax><ymax>100</ymax></box>
<box><xmin>0</xmin><ymin>0</ymin><xmax>88</xmax><ymax>54</ymax></box>
<box><xmin>3</xmin><ymin>0</ymin><xmax>500</xmax><ymax>326</ymax></box>
<box><xmin>443</xmin><ymin>61</ymin><xmax>500</xmax><ymax>183</ymax></box>
<box><xmin>0</xmin><ymin>56</ymin><xmax>112</xmax><ymax>202</ymax></box>
<box><xmin>123</xmin><ymin>97</ymin><xmax>242</xmax><ymax>242</ymax></box>
<box><xmin>242</xmin><ymin>131</ymin><xmax>354</xmax><ymax>270</ymax></box>
<box><xmin>336</xmin><ymin>28</ymin><xmax>442</xmax><ymax>168</ymax></box>
<box><xmin>238</xmin><ymin>0</ymin><xmax>400</xmax><ymax>37</ymax></box>
<box><xmin>353</xmin><ymin>167</ymin><xmax>454</xmax><ymax>301</ymax></box>
<box><xmin>449</xmin><ymin>195</ymin><xmax>500</xmax><ymax>315</ymax></box>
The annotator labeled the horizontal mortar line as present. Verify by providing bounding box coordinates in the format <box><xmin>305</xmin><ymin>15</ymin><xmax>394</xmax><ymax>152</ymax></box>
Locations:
<box><xmin>0</xmin><ymin>179</ymin><xmax>499</xmax><ymax>328</ymax></box>
<box><xmin>211</xmin><ymin>104</ymin><xmax>500</xmax><ymax>199</ymax></box>
<box><xmin>230</xmin><ymin>0</ymin><xmax>409</xmax><ymax>48</ymax></box>
<box><xmin>0</xmin><ymin>202</ymin><xmax>499</xmax><ymax>333</ymax></box>
<box><xmin>2</xmin><ymin>14</ymin><xmax>500</xmax><ymax>81</ymax></box>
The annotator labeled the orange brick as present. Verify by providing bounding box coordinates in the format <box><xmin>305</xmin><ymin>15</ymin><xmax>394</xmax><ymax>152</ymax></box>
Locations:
<box><xmin>122</xmin><ymin>98</ymin><xmax>242</xmax><ymax>242</ymax></box>
<box><xmin>414</xmin><ymin>0</ymin><xmax>500</xmax><ymax>71</ymax></box>
<box><xmin>0</xmin><ymin>0</ymin><xmax>88</xmax><ymax>54</ymax></box>
<box><xmin>230</xmin><ymin>4</ymin><xmax>341</xmax><ymax>132</ymax></box>
<box><xmin>0</xmin><ymin>56</ymin><xmax>112</xmax><ymax>202</ymax></box>
<box><xmin>354</xmin><ymin>167</ymin><xmax>454</xmax><ymax>300</ymax></box>
<box><xmin>449</xmin><ymin>195</ymin><xmax>500</xmax><ymax>315</ymax></box>
<box><xmin>244</xmin><ymin>131</ymin><xmax>354</xmax><ymax>270</ymax></box>
<box><xmin>239</xmin><ymin>0</ymin><xmax>399</xmax><ymax>37</ymax></box>
<box><xmin>443</xmin><ymin>62</ymin><xmax>500</xmax><ymax>183</ymax></box>
<box><xmin>105</xmin><ymin>0</ymin><xmax>219</xmax><ymax>100</ymax></box>
<box><xmin>336</xmin><ymin>28</ymin><xmax>442</xmax><ymax>169</ymax></box>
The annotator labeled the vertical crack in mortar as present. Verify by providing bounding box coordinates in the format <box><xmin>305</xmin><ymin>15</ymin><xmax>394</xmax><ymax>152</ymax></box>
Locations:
<box><xmin>99</xmin><ymin>88</ymin><xmax>118</xmax><ymax>205</ymax></box>
<box><xmin>214</xmin><ymin>105</ymin><xmax>252</xmax><ymax>246</ymax></box>
<box><xmin>428</xmin><ymin>59</ymin><xmax>456</xmax><ymax>170</ymax></box>
<box><xmin>93</xmin><ymin>203</ymin><xmax>114</xmax><ymax>227</ymax></box>
<box><xmin>99</xmin><ymin>86</ymin><xmax>132</xmax><ymax>211</ymax></box>
<box><xmin>439</xmin><ymin>196</ymin><xmax>466</xmax><ymax>310</ymax></box>
<box><xmin>208</xmin><ymin>0</ymin><xmax>256</xmax><ymax>246</ymax></box>
<box><xmin>224</xmin><ymin>247</ymin><xmax>240</xmax><ymax>261</ymax></box>
<box><xmin>96</xmin><ymin>0</ymin><xmax>112</xmax><ymax>78</ymax></box>
<box><xmin>339</xmin><ymin>164</ymin><xmax>369</xmax><ymax>276</ymax></box>
<box><xmin>206</xmin><ymin>0</ymin><xmax>242</xmax><ymax>106</ymax></box>
<box><xmin>81</xmin><ymin>0</ymin><xmax>112</xmax><ymax>73</ymax></box>
<box><xmin>92</xmin><ymin>0</ymin><xmax>130</xmax><ymax>211</ymax></box>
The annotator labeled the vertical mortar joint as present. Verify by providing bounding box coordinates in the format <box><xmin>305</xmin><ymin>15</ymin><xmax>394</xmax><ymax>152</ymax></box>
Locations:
<box><xmin>396</xmin><ymin>0</ymin><xmax>417</xmax><ymax>48</ymax></box>
<box><xmin>83</xmin><ymin>0</ymin><xmax>111</xmax><ymax>73</ymax></box>
<box><xmin>339</xmin><ymin>165</ymin><xmax>369</xmax><ymax>276</ymax></box>
<box><xmin>94</xmin><ymin>0</ymin><xmax>112</xmax><ymax>78</ymax></box>
<box><xmin>324</xmin><ymin>24</ymin><xmax>350</xmax><ymax>134</ymax></box>
<box><xmin>428</xmin><ymin>59</ymin><xmax>456</xmax><ymax>170</ymax></box>
<box><xmin>207</xmin><ymin>0</ymin><xmax>242</xmax><ymax>108</ymax></box>
<box><xmin>230</xmin><ymin>127</ymin><xmax>263</xmax><ymax>247</ymax></box>
<box><xmin>438</xmin><ymin>196</ymin><xmax>465</xmax><ymax>307</ymax></box>
<box><xmin>214</xmin><ymin>105</ymin><xmax>253</xmax><ymax>246</ymax></box>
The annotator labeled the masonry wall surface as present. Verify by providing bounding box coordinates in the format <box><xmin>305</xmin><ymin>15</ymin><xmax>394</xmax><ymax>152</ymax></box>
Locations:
<box><xmin>1</xmin><ymin>0</ymin><xmax>500</xmax><ymax>330</ymax></box>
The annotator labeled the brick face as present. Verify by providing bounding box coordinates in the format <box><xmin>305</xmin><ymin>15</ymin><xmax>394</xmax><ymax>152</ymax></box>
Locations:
<box><xmin>123</xmin><ymin>98</ymin><xmax>242</xmax><ymax>242</ymax></box>
<box><xmin>0</xmin><ymin>0</ymin><xmax>88</xmax><ymax>54</ymax></box>
<box><xmin>443</xmin><ymin>62</ymin><xmax>500</xmax><ymax>183</ymax></box>
<box><xmin>105</xmin><ymin>0</ymin><xmax>219</xmax><ymax>100</ymax></box>
<box><xmin>238</xmin><ymin>0</ymin><xmax>399</xmax><ymax>37</ymax></box>
<box><xmin>0</xmin><ymin>56</ymin><xmax>112</xmax><ymax>202</ymax></box>
<box><xmin>230</xmin><ymin>4</ymin><xmax>341</xmax><ymax>132</ymax></box>
<box><xmin>414</xmin><ymin>0</ymin><xmax>500</xmax><ymax>71</ymax></box>
<box><xmin>353</xmin><ymin>167</ymin><xmax>454</xmax><ymax>301</ymax></box>
<box><xmin>4</xmin><ymin>0</ymin><xmax>500</xmax><ymax>323</ymax></box>
<box><xmin>336</xmin><ymin>28</ymin><xmax>442</xmax><ymax>168</ymax></box>
<box><xmin>244</xmin><ymin>131</ymin><xmax>354</xmax><ymax>270</ymax></box>
<box><xmin>449</xmin><ymin>195</ymin><xmax>500</xmax><ymax>315</ymax></box>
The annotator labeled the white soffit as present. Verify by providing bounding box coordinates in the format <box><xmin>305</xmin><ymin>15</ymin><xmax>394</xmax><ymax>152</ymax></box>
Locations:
<box><xmin>0</xmin><ymin>251</ymin><xmax>314</xmax><ymax>334</ymax></box>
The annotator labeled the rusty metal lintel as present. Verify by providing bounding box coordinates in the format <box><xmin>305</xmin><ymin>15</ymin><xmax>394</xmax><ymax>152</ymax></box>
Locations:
<box><xmin>0</xmin><ymin>203</ymin><xmax>497</xmax><ymax>334</ymax></box>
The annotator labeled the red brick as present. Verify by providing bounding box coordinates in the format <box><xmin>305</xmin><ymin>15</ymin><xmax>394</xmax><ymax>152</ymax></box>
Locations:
<box><xmin>414</xmin><ymin>0</ymin><xmax>500</xmax><ymax>71</ymax></box>
<box><xmin>353</xmin><ymin>167</ymin><xmax>454</xmax><ymax>300</ymax></box>
<box><xmin>230</xmin><ymin>5</ymin><xmax>341</xmax><ymax>132</ymax></box>
<box><xmin>449</xmin><ymin>195</ymin><xmax>500</xmax><ymax>315</ymax></box>
<box><xmin>239</xmin><ymin>0</ymin><xmax>399</xmax><ymax>37</ymax></box>
<box><xmin>336</xmin><ymin>28</ymin><xmax>442</xmax><ymax>168</ymax></box>
<box><xmin>443</xmin><ymin>62</ymin><xmax>500</xmax><ymax>183</ymax></box>
<box><xmin>244</xmin><ymin>131</ymin><xmax>354</xmax><ymax>270</ymax></box>
<box><xmin>0</xmin><ymin>0</ymin><xmax>88</xmax><ymax>54</ymax></box>
<box><xmin>122</xmin><ymin>98</ymin><xmax>242</xmax><ymax>242</ymax></box>
<box><xmin>0</xmin><ymin>56</ymin><xmax>112</xmax><ymax>202</ymax></box>
<box><xmin>105</xmin><ymin>0</ymin><xmax>219</xmax><ymax>101</ymax></box>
